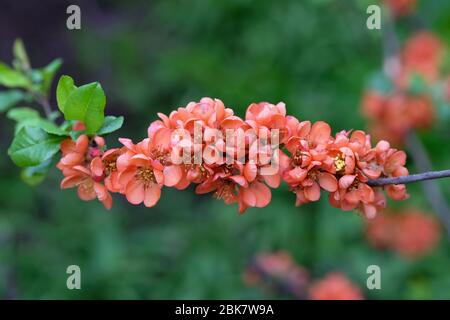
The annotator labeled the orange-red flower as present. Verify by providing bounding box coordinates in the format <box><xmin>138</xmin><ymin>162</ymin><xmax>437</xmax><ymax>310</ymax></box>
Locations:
<box><xmin>57</xmin><ymin>134</ymin><xmax>112</xmax><ymax>209</ymax></box>
<box><xmin>60</xmin><ymin>164</ymin><xmax>112</xmax><ymax>209</ymax></box>
<box><xmin>245</xmin><ymin>101</ymin><xmax>290</xmax><ymax>143</ymax></box>
<box><xmin>308</xmin><ymin>272</ymin><xmax>363</xmax><ymax>300</ymax></box>
<box><xmin>195</xmin><ymin>162</ymin><xmax>273</xmax><ymax>213</ymax></box>
<box><xmin>243</xmin><ymin>251</ymin><xmax>309</xmax><ymax>299</ymax></box>
<box><xmin>362</xmin><ymin>92</ymin><xmax>434</xmax><ymax>146</ymax></box>
<box><xmin>283</xmin><ymin>118</ymin><xmax>408</xmax><ymax>217</ymax></box>
<box><xmin>116</xmin><ymin>138</ymin><xmax>171</xmax><ymax>207</ymax></box>
<box><xmin>366</xmin><ymin>210</ymin><xmax>440</xmax><ymax>259</ymax></box>
<box><xmin>384</xmin><ymin>0</ymin><xmax>417</xmax><ymax>17</ymax></box>
<box><xmin>283</xmin><ymin>121</ymin><xmax>337</xmax><ymax>205</ymax></box>
<box><xmin>57</xmin><ymin>134</ymin><xmax>89</xmax><ymax>173</ymax></box>
<box><xmin>399</xmin><ymin>32</ymin><xmax>443</xmax><ymax>86</ymax></box>
<box><xmin>91</xmin><ymin>148</ymin><xmax>124</xmax><ymax>193</ymax></box>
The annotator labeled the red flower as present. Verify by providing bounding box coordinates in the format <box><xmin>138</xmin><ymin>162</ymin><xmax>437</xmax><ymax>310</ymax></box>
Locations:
<box><xmin>244</xmin><ymin>251</ymin><xmax>309</xmax><ymax>299</ymax></box>
<box><xmin>362</xmin><ymin>92</ymin><xmax>434</xmax><ymax>146</ymax></box>
<box><xmin>366</xmin><ymin>210</ymin><xmax>441</xmax><ymax>259</ymax></box>
<box><xmin>60</xmin><ymin>165</ymin><xmax>112</xmax><ymax>209</ymax></box>
<box><xmin>400</xmin><ymin>32</ymin><xmax>443</xmax><ymax>85</ymax></box>
<box><xmin>116</xmin><ymin>138</ymin><xmax>166</xmax><ymax>207</ymax></box>
<box><xmin>57</xmin><ymin>134</ymin><xmax>112</xmax><ymax>209</ymax></box>
<box><xmin>308</xmin><ymin>272</ymin><xmax>363</xmax><ymax>300</ymax></box>
<box><xmin>384</xmin><ymin>0</ymin><xmax>417</xmax><ymax>17</ymax></box>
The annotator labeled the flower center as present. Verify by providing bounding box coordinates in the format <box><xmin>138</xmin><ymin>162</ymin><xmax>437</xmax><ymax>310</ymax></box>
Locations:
<box><xmin>136</xmin><ymin>167</ymin><xmax>156</xmax><ymax>186</ymax></box>
<box><xmin>198</xmin><ymin>164</ymin><xmax>209</xmax><ymax>178</ymax></box>
<box><xmin>334</xmin><ymin>153</ymin><xmax>346</xmax><ymax>173</ymax></box>
<box><xmin>308</xmin><ymin>170</ymin><xmax>318</xmax><ymax>181</ymax></box>
<box><xmin>151</xmin><ymin>148</ymin><xmax>169</xmax><ymax>165</ymax></box>
<box><xmin>348</xmin><ymin>178</ymin><xmax>360</xmax><ymax>191</ymax></box>
<box><xmin>213</xmin><ymin>182</ymin><xmax>235</xmax><ymax>203</ymax></box>
<box><xmin>293</xmin><ymin>149</ymin><xmax>309</xmax><ymax>167</ymax></box>
<box><xmin>103</xmin><ymin>160</ymin><xmax>117</xmax><ymax>176</ymax></box>
<box><xmin>223</xmin><ymin>164</ymin><xmax>236</xmax><ymax>175</ymax></box>
<box><xmin>80</xmin><ymin>178</ymin><xmax>94</xmax><ymax>194</ymax></box>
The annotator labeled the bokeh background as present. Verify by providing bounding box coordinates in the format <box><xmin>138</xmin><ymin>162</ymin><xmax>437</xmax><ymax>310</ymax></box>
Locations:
<box><xmin>1</xmin><ymin>0</ymin><xmax>450</xmax><ymax>299</ymax></box>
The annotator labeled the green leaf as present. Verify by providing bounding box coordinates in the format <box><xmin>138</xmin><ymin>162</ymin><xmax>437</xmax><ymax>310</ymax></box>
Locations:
<box><xmin>17</xmin><ymin>119</ymin><xmax>69</xmax><ymax>136</ymax></box>
<box><xmin>13</xmin><ymin>39</ymin><xmax>30</xmax><ymax>71</ymax></box>
<box><xmin>0</xmin><ymin>62</ymin><xmax>31</xmax><ymax>88</ymax></box>
<box><xmin>6</xmin><ymin>107</ymin><xmax>39</xmax><ymax>122</ymax></box>
<box><xmin>7</xmin><ymin>107</ymin><xmax>69</xmax><ymax>136</ymax></box>
<box><xmin>97</xmin><ymin>116</ymin><xmax>124</xmax><ymax>135</ymax></box>
<box><xmin>56</xmin><ymin>75</ymin><xmax>76</xmax><ymax>113</ymax></box>
<box><xmin>0</xmin><ymin>90</ymin><xmax>24</xmax><ymax>112</ymax></box>
<box><xmin>39</xmin><ymin>58</ymin><xmax>63</xmax><ymax>95</ymax></box>
<box><xmin>64</xmin><ymin>82</ymin><xmax>106</xmax><ymax>135</ymax></box>
<box><xmin>7</xmin><ymin>126</ymin><xmax>64</xmax><ymax>167</ymax></box>
<box><xmin>20</xmin><ymin>158</ymin><xmax>52</xmax><ymax>186</ymax></box>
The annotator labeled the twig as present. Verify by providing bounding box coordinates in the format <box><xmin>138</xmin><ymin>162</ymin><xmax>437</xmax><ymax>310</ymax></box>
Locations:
<box><xmin>367</xmin><ymin>169</ymin><xmax>450</xmax><ymax>186</ymax></box>
<box><xmin>30</xmin><ymin>91</ymin><xmax>52</xmax><ymax>120</ymax></box>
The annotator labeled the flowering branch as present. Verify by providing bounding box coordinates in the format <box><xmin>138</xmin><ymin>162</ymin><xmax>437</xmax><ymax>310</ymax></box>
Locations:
<box><xmin>368</xmin><ymin>169</ymin><xmax>450</xmax><ymax>187</ymax></box>
<box><xmin>0</xmin><ymin>39</ymin><xmax>434</xmax><ymax>220</ymax></box>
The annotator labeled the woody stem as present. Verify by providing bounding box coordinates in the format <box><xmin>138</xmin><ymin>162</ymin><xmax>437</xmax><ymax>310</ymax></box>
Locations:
<box><xmin>367</xmin><ymin>169</ymin><xmax>450</xmax><ymax>187</ymax></box>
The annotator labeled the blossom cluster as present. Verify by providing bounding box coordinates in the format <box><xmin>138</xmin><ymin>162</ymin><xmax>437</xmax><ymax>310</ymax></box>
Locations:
<box><xmin>362</xmin><ymin>32</ymin><xmax>444</xmax><ymax>145</ymax></box>
<box><xmin>243</xmin><ymin>251</ymin><xmax>363</xmax><ymax>300</ymax></box>
<box><xmin>362</xmin><ymin>91</ymin><xmax>434</xmax><ymax>146</ymax></box>
<box><xmin>56</xmin><ymin>98</ymin><xmax>409</xmax><ymax>217</ymax></box>
<box><xmin>366</xmin><ymin>210</ymin><xmax>440</xmax><ymax>258</ymax></box>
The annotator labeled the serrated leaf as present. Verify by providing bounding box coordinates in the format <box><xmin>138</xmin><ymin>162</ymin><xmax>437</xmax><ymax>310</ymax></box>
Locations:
<box><xmin>64</xmin><ymin>82</ymin><xmax>106</xmax><ymax>135</ymax></box>
<box><xmin>0</xmin><ymin>62</ymin><xmax>31</xmax><ymax>88</ymax></box>
<box><xmin>7</xmin><ymin>126</ymin><xmax>64</xmax><ymax>167</ymax></box>
<box><xmin>20</xmin><ymin>158</ymin><xmax>52</xmax><ymax>186</ymax></box>
<box><xmin>0</xmin><ymin>90</ymin><xmax>24</xmax><ymax>112</ymax></box>
<box><xmin>97</xmin><ymin>116</ymin><xmax>124</xmax><ymax>135</ymax></box>
<box><xmin>56</xmin><ymin>75</ymin><xmax>76</xmax><ymax>113</ymax></box>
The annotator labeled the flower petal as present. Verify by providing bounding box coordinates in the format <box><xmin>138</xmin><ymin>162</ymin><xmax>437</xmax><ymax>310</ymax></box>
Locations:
<box><xmin>310</xmin><ymin>121</ymin><xmax>331</xmax><ymax>146</ymax></box>
<box><xmin>163</xmin><ymin>165</ymin><xmax>182</xmax><ymax>187</ymax></box>
<box><xmin>125</xmin><ymin>180</ymin><xmax>145</xmax><ymax>205</ymax></box>
<box><xmin>143</xmin><ymin>185</ymin><xmax>161</xmax><ymax>207</ymax></box>
<box><xmin>318</xmin><ymin>172</ymin><xmax>338</xmax><ymax>192</ymax></box>
<box><xmin>304</xmin><ymin>182</ymin><xmax>321</xmax><ymax>201</ymax></box>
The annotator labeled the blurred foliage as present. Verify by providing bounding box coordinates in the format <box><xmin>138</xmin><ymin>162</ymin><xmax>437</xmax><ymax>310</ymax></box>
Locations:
<box><xmin>1</xmin><ymin>0</ymin><xmax>450</xmax><ymax>299</ymax></box>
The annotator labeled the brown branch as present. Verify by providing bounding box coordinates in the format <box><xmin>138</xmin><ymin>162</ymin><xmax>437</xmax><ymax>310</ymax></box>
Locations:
<box><xmin>367</xmin><ymin>133</ymin><xmax>450</xmax><ymax>238</ymax></box>
<box><xmin>367</xmin><ymin>169</ymin><xmax>450</xmax><ymax>187</ymax></box>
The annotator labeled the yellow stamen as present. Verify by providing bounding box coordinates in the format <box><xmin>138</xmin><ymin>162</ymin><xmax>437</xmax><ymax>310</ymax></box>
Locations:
<box><xmin>334</xmin><ymin>154</ymin><xmax>346</xmax><ymax>172</ymax></box>
<box><xmin>136</xmin><ymin>167</ymin><xmax>156</xmax><ymax>186</ymax></box>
